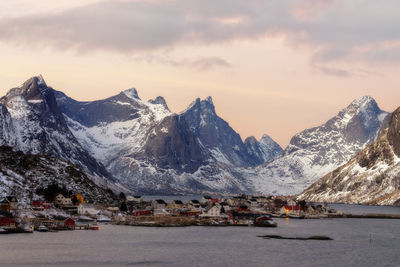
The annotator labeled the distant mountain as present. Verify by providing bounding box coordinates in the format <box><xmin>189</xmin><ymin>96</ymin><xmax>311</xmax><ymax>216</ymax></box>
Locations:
<box><xmin>55</xmin><ymin>86</ymin><xmax>281</xmax><ymax>194</ymax></box>
<box><xmin>298</xmin><ymin>107</ymin><xmax>400</xmax><ymax>206</ymax></box>
<box><xmin>248</xmin><ymin>96</ymin><xmax>389</xmax><ymax>195</ymax></box>
<box><xmin>1</xmin><ymin>76</ymin><xmax>389</xmax><ymax>196</ymax></box>
<box><xmin>0</xmin><ymin>76</ymin><xmax>112</xmax><ymax>180</ymax></box>
<box><xmin>0</xmin><ymin>146</ymin><xmax>116</xmax><ymax>203</ymax></box>
<box><xmin>244</xmin><ymin>134</ymin><xmax>284</xmax><ymax>164</ymax></box>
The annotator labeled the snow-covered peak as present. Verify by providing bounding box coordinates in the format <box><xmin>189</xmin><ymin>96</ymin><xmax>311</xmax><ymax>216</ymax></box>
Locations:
<box><xmin>123</xmin><ymin>88</ymin><xmax>140</xmax><ymax>100</ymax></box>
<box><xmin>149</xmin><ymin>96</ymin><xmax>170</xmax><ymax>111</ymax></box>
<box><xmin>350</xmin><ymin>95</ymin><xmax>375</xmax><ymax>107</ymax></box>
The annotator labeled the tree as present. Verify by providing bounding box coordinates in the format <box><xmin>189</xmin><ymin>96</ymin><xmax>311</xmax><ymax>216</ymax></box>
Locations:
<box><xmin>120</xmin><ymin>202</ymin><xmax>128</xmax><ymax>212</ymax></box>
<box><xmin>72</xmin><ymin>195</ymin><xmax>80</xmax><ymax>206</ymax></box>
<box><xmin>119</xmin><ymin>192</ymin><xmax>126</xmax><ymax>201</ymax></box>
<box><xmin>220</xmin><ymin>206</ymin><xmax>225</xmax><ymax>214</ymax></box>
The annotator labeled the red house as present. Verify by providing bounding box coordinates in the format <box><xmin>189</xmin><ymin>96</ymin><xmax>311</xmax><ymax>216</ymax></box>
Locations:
<box><xmin>32</xmin><ymin>201</ymin><xmax>51</xmax><ymax>211</ymax></box>
<box><xmin>0</xmin><ymin>217</ymin><xmax>17</xmax><ymax>228</ymax></box>
<box><xmin>132</xmin><ymin>210</ymin><xmax>152</xmax><ymax>216</ymax></box>
<box><xmin>64</xmin><ymin>218</ymin><xmax>76</xmax><ymax>228</ymax></box>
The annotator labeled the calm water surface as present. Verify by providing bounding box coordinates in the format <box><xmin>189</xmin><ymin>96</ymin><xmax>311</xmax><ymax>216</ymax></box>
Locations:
<box><xmin>0</xmin><ymin>217</ymin><xmax>399</xmax><ymax>267</ymax></box>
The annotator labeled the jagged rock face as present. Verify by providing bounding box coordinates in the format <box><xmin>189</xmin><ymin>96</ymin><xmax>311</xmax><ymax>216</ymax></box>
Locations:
<box><xmin>0</xmin><ymin>104</ymin><xmax>15</xmax><ymax>146</ymax></box>
<box><xmin>0</xmin><ymin>77</ymin><xmax>112</xmax><ymax>179</ymax></box>
<box><xmin>244</xmin><ymin>135</ymin><xmax>284</xmax><ymax>164</ymax></box>
<box><xmin>56</xmin><ymin>89</ymin><xmax>265</xmax><ymax>194</ymax></box>
<box><xmin>298</xmin><ymin>107</ymin><xmax>400</xmax><ymax>206</ymax></box>
<box><xmin>139</xmin><ymin>115</ymin><xmax>209</xmax><ymax>173</ymax></box>
<box><xmin>179</xmin><ymin>97</ymin><xmax>261</xmax><ymax>167</ymax></box>
<box><xmin>55</xmin><ymin>89</ymin><xmax>149</xmax><ymax>127</ymax></box>
<box><xmin>249</xmin><ymin>96</ymin><xmax>388</xmax><ymax>195</ymax></box>
<box><xmin>387</xmin><ymin>107</ymin><xmax>400</xmax><ymax>157</ymax></box>
<box><xmin>0</xmin><ymin>146</ymin><xmax>115</xmax><ymax>203</ymax></box>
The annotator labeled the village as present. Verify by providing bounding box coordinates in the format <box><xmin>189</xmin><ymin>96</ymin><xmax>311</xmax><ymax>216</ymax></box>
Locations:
<box><xmin>0</xmin><ymin>192</ymin><xmax>342</xmax><ymax>233</ymax></box>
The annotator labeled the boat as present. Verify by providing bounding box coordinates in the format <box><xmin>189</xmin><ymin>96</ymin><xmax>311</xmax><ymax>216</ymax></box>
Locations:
<box><xmin>78</xmin><ymin>215</ymin><xmax>94</xmax><ymax>222</ymax></box>
<box><xmin>97</xmin><ymin>215</ymin><xmax>111</xmax><ymax>223</ymax></box>
<box><xmin>19</xmin><ymin>223</ymin><xmax>34</xmax><ymax>233</ymax></box>
<box><xmin>36</xmin><ymin>224</ymin><xmax>49</xmax><ymax>232</ymax></box>
<box><xmin>254</xmin><ymin>215</ymin><xmax>278</xmax><ymax>227</ymax></box>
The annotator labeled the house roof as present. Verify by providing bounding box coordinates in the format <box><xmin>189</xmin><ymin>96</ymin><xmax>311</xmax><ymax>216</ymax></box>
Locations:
<box><xmin>155</xmin><ymin>199</ymin><xmax>167</xmax><ymax>204</ymax></box>
<box><xmin>5</xmin><ymin>196</ymin><xmax>18</xmax><ymax>203</ymax></box>
<box><xmin>0</xmin><ymin>210</ymin><xmax>13</xmax><ymax>218</ymax></box>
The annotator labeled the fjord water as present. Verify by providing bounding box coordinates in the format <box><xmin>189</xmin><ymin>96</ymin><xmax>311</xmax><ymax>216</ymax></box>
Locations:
<box><xmin>0</xmin><ymin>218</ymin><xmax>399</xmax><ymax>267</ymax></box>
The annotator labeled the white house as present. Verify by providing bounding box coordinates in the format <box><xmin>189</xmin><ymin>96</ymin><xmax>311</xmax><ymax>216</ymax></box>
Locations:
<box><xmin>54</xmin><ymin>194</ymin><xmax>73</xmax><ymax>207</ymax></box>
<box><xmin>200</xmin><ymin>204</ymin><xmax>221</xmax><ymax>217</ymax></box>
<box><xmin>77</xmin><ymin>204</ymin><xmax>99</xmax><ymax>216</ymax></box>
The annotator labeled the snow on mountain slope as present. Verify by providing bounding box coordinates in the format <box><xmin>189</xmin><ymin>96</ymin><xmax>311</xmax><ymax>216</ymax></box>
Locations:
<box><xmin>55</xmin><ymin>84</ymin><xmax>284</xmax><ymax>194</ymax></box>
<box><xmin>0</xmin><ymin>146</ymin><xmax>116</xmax><ymax>203</ymax></box>
<box><xmin>298</xmin><ymin>107</ymin><xmax>400</xmax><ymax>206</ymax></box>
<box><xmin>248</xmin><ymin>96</ymin><xmax>389</xmax><ymax>195</ymax></box>
<box><xmin>0</xmin><ymin>77</ymin><xmax>113</xmax><ymax>180</ymax></box>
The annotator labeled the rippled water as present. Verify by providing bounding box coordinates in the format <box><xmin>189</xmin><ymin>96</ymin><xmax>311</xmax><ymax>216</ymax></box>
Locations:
<box><xmin>0</xmin><ymin>217</ymin><xmax>399</xmax><ymax>267</ymax></box>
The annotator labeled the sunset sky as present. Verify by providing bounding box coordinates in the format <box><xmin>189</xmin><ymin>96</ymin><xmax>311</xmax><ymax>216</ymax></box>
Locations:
<box><xmin>0</xmin><ymin>0</ymin><xmax>399</xmax><ymax>147</ymax></box>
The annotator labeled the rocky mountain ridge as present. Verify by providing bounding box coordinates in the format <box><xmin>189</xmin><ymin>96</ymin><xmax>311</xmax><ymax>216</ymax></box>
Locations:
<box><xmin>247</xmin><ymin>96</ymin><xmax>389</xmax><ymax>195</ymax></box>
<box><xmin>298</xmin><ymin>107</ymin><xmax>400</xmax><ymax>206</ymax></box>
<box><xmin>0</xmin><ymin>76</ymin><xmax>391</xmax><ymax>196</ymax></box>
<box><xmin>0</xmin><ymin>76</ymin><xmax>112</xmax><ymax>180</ymax></box>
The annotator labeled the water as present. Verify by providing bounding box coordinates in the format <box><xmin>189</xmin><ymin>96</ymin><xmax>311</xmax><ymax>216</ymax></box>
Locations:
<box><xmin>0</xmin><ymin>217</ymin><xmax>399</xmax><ymax>266</ymax></box>
<box><xmin>329</xmin><ymin>203</ymin><xmax>400</xmax><ymax>215</ymax></box>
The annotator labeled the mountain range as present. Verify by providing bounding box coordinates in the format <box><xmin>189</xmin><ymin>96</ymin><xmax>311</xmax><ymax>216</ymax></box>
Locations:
<box><xmin>298</xmin><ymin>106</ymin><xmax>400</xmax><ymax>206</ymax></box>
<box><xmin>0</xmin><ymin>76</ymin><xmax>393</xmax><ymax>198</ymax></box>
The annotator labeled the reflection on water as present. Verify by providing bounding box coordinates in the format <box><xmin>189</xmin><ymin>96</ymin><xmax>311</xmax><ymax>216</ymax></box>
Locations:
<box><xmin>0</xmin><ymin>216</ymin><xmax>399</xmax><ymax>267</ymax></box>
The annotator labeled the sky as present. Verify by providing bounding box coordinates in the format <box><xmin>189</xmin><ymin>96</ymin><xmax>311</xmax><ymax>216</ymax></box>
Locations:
<box><xmin>0</xmin><ymin>0</ymin><xmax>399</xmax><ymax>147</ymax></box>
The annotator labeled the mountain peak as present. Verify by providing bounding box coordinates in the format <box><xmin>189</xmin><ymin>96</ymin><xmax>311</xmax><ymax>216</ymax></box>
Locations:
<box><xmin>182</xmin><ymin>96</ymin><xmax>216</xmax><ymax>115</ymax></box>
<box><xmin>244</xmin><ymin>136</ymin><xmax>257</xmax><ymax>144</ymax></box>
<box><xmin>149</xmin><ymin>96</ymin><xmax>170</xmax><ymax>111</ymax></box>
<box><xmin>123</xmin><ymin>88</ymin><xmax>140</xmax><ymax>100</ymax></box>
<box><xmin>350</xmin><ymin>95</ymin><xmax>376</xmax><ymax>107</ymax></box>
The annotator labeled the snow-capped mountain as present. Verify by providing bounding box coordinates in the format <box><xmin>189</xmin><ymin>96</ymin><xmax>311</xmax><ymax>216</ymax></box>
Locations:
<box><xmin>0</xmin><ymin>146</ymin><xmax>115</xmax><ymax>203</ymax></box>
<box><xmin>0</xmin><ymin>76</ymin><xmax>112</xmax><ymax>180</ymax></box>
<box><xmin>1</xmin><ymin>76</ymin><xmax>389</xmax><ymax>196</ymax></box>
<box><xmin>55</xmin><ymin>86</ymin><xmax>278</xmax><ymax>194</ymax></box>
<box><xmin>244</xmin><ymin>134</ymin><xmax>284</xmax><ymax>164</ymax></box>
<box><xmin>298</xmin><ymin>107</ymin><xmax>400</xmax><ymax>206</ymax></box>
<box><xmin>248</xmin><ymin>96</ymin><xmax>389</xmax><ymax>195</ymax></box>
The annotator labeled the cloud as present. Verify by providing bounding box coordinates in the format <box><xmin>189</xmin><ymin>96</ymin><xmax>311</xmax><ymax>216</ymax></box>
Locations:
<box><xmin>314</xmin><ymin>65</ymin><xmax>350</xmax><ymax>77</ymax></box>
<box><xmin>313</xmin><ymin>64</ymin><xmax>384</xmax><ymax>78</ymax></box>
<box><xmin>0</xmin><ymin>0</ymin><xmax>399</xmax><ymax>65</ymax></box>
<box><xmin>133</xmin><ymin>55</ymin><xmax>232</xmax><ymax>71</ymax></box>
